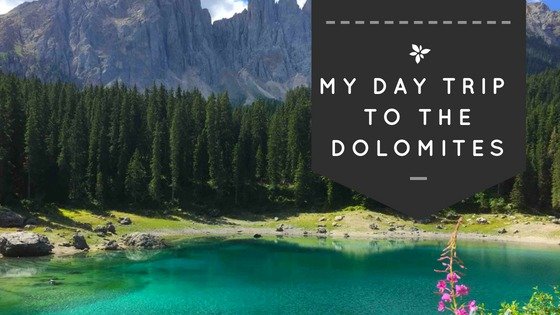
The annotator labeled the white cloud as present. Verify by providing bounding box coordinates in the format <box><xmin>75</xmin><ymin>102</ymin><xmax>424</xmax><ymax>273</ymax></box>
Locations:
<box><xmin>275</xmin><ymin>0</ymin><xmax>306</xmax><ymax>9</ymax></box>
<box><xmin>201</xmin><ymin>0</ymin><xmax>247</xmax><ymax>23</ymax></box>
<box><xmin>0</xmin><ymin>0</ymin><xmax>29</xmax><ymax>14</ymax></box>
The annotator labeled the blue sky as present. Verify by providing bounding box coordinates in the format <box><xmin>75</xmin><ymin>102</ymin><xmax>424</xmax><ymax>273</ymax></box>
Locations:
<box><xmin>529</xmin><ymin>0</ymin><xmax>560</xmax><ymax>9</ymax></box>
<box><xmin>543</xmin><ymin>0</ymin><xmax>560</xmax><ymax>9</ymax></box>
<box><xmin>0</xmin><ymin>0</ymin><xmax>306</xmax><ymax>21</ymax></box>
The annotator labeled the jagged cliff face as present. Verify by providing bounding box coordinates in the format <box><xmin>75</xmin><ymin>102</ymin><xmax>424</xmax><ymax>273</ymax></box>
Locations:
<box><xmin>0</xmin><ymin>0</ymin><xmax>311</xmax><ymax>103</ymax></box>
<box><xmin>526</xmin><ymin>2</ymin><xmax>560</xmax><ymax>73</ymax></box>
<box><xmin>213</xmin><ymin>0</ymin><xmax>310</xmax><ymax>102</ymax></box>
<box><xmin>1</xmin><ymin>1</ymin><xmax>560</xmax><ymax>102</ymax></box>
<box><xmin>527</xmin><ymin>2</ymin><xmax>560</xmax><ymax>46</ymax></box>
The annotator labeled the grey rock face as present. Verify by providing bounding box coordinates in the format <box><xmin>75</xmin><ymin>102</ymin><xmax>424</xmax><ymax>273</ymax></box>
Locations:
<box><xmin>3</xmin><ymin>0</ymin><xmax>557</xmax><ymax>102</ymax></box>
<box><xmin>527</xmin><ymin>2</ymin><xmax>560</xmax><ymax>46</ymax></box>
<box><xmin>122</xmin><ymin>232</ymin><xmax>165</xmax><ymax>249</ymax></box>
<box><xmin>0</xmin><ymin>207</ymin><xmax>25</xmax><ymax>228</ymax></box>
<box><xmin>0</xmin><ymin>0</ymin><xmax>310</xmax><ymax>103</ymax></box>
<box><xmin>0</xmin><ymin>232</ymin><xmax>54</xmax><ymax>257</ymax></box>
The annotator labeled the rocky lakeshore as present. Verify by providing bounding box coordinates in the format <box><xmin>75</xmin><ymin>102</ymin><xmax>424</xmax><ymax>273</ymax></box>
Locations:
<box><xmin>1</xmin><ymin>206</ymin><xmax>559</xmax><ymax>258</ymax></box>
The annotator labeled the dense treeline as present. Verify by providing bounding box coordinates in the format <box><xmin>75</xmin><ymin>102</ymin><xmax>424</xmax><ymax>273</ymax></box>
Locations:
<box><xmin>0</xmin><ymin>73</ymin><xmax>350</xmax><ymax>213</ymax></box>
<box><xmin>2</xmin><ymin>69</ymin><xmax>560</xmax><ymax>215</ymax></box>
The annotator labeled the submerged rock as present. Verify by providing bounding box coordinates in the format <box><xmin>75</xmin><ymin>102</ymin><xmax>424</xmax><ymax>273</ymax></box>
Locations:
<box><xmin>122</xmin><ymin>233</ymin><xmax>166</xmax><ymax>249</ymax></box>
<box><xmin>253</xmin><ymin>234</ymin><xmax>262</xmax><ymax>239</ymax></box>
<box><xmin>317</xmin><ymin>227</ymin><xmax>327</xmax><ymax>234</ymax></box>
<box><xmin>276</xmin><ymin>224</ymin><xmax>284</xmax><ymax>232</ymax></box>
<box><xmin>334</xmin><ymin>215</ymin><xmax>344</xmax><ymax>222</ymax></box>
<box><xmin>0</xmin><ymin>208</ymin><xmax>25</xmax><ymax>228</ymax></box>
<box><xmin>0</xmin><ymin>232</ymin><xmax>53</xmax><ymax>257</ymax></box>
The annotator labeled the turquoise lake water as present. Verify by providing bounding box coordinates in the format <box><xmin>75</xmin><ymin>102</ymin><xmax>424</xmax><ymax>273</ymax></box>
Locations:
<box><xmin>1</xmin><ymin>237</ymin><xmax>560</xmax><ymax>314</ymax></box>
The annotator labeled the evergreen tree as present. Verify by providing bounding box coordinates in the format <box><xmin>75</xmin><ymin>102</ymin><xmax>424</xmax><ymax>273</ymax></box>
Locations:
<box><xmin>510</xmin><ymin>174</ymin><xmax>526</xmax><ymax>210</ymax></box>
<box><xmin>149</xmin><ymin>122</ymin><xmax>165</xmax><ymax>202</ymax></box>
<box><xmin>170</xmin><ymin>100</ymin><xmax>188</xmax><ymax>200</ymax></box>
<box><xmin>126</xmin><ymin>149</ymin><xmax>148</xmax><ymax>203</ymax></box>
<box><xmin>294</xmin><ymin>154</ymin><xmax>311</xmax><ymax>207</ymax></box>
<box><xmin>24</xmin><ymin>88</ymin><xmax>48</xmax><ymax>199</ymax></box>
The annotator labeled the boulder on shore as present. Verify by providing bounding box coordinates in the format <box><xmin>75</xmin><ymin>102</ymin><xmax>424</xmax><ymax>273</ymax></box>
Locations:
<box><xmin>105</xmin><ymin>222</ymin><xmax>116</xmax><ymax>234</ymax></box>
<box><xmin>0</xmin><ymin>232</ymin><xmax>53</xmax><ymax>257</ymax></box>
<box><xmin>72</xmin><ymin>234</ymin><xmax>89</xmax><ymax>250</ymax></box>
<box><xmin>94</xmin><ymin>222</ymin><xmax>117</xmax><ymax>235</ymax></box>
<box><xmin>0</xmin><ymin>208</ymin><xmax>25</xmax><ymax>228</ymax></box>
<box><xmin>317</xmin><ymin>227</ymin><xmax>327</xmax><ymax>234</ymax></box>
<box><xmin>122</xmin><ymin>233</ymin><xmax>166</xmax><ymax>249</ymax></box>
<box><xmin>119</xmin><ymin>217</ymin><xmax>132</xmax><ymax>225</ymax></box>
<box><xmin>476</xmin><ymin>217</ymin><xmax>489</xmax><ymax>224</ymax></box>
<box><xmin>101</xmin><ymin>240</ymin><xmax>120</xmax><ymax>251</ymax></box>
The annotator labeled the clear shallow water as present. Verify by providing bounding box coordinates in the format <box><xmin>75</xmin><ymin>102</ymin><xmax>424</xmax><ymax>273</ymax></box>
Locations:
<box><xmin>1</xmin><ymin>238</ymin><xmax>560</xmax><ymax>315</ymax></box>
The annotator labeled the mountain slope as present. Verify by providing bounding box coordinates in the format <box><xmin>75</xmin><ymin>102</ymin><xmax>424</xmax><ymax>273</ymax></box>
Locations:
<box><xmin>526</xmin><ymin>2</ymin><xmax>560</xmax><ymax>73</ymax></box>
<box><xmin>0</xmin><ymin>0</ymin><xmax>310</xmax><ymax>103</ymax></box>
<box><xmin>2</xmin><ymin>1</ymin><xmax>560</xmax><ymax>101</ymax></box>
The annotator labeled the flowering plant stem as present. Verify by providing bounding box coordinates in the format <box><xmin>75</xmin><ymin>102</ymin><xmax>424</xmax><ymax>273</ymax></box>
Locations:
<box><xmin>435</xmin><ymin>217</ymin><xmax>477</xmax><ymax>315</ymax></box>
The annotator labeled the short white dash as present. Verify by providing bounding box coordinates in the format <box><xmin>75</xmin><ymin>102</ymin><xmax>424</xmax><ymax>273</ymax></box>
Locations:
<box><xmin>370</xmin><ymin>21</ymin><xmax>380</xmax><ymax>24</ymax></box>
<box><xmin>341</xmin><ymin>21</ymin><xmax>350</xmax><ymax>25</ymax></box>
<box><xmin>473</xmin><ymin>21</ymin><xmax>482</xmax><ymax>24</ymax></box>
<box><xmin>428</xmin><ymin>21</ymin><xmax>438</xmax><ymax>25</ymax></box>
<box><xmin>399</xmin><ymin>21</ymin><xmax>409</xmax><ymax>25</ymax></box>
<box><xmin>410</xmin><ymin>177</ymin><xmax>428</xmax><ymax>181</ymax></box>
<box><xmin>355</xmin><ymin>21</ymin><xmax>365</xmax><ymax>25</ymax></box>
<box><xmin>414</xmin><ymin>21</ymin><xmax>423</xmax><ymax>24</ymax></box>
<box><xmin>385</xmin><ymin>21</ymin><xmax>394</xmax><ymax>24</ymax></box>
<box><xmin>487</xmin><ymin>20</ymin><xmax>497</xmax><ymax>24</ymax></box>
<box><xmin>502</xmin><ymin>20</ymin><xmax>511</xmax><ymax>25</ymax></box>
<box><xmin>326</xmin><ymin>21</ymin><xmax>336</xmax><ymax>25</ymax></box>
<box><xmin>458</xmin><ymin>21</ymin><xmax>467</xmax><ymax>25</ymax></box>
<box><xmin>443</xmin><ymin>21</ymin><xmax>452</xmax><ymax>25</ymax></box>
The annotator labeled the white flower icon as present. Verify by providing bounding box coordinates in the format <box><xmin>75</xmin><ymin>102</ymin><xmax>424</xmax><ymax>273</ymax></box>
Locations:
<box><xmin>409</xmin><ymin>44</ymin><xmax>431</xmax><ymax>64</ymax></box>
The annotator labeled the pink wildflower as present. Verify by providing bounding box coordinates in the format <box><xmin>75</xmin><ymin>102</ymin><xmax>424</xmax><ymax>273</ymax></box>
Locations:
<box><xmin>455</xmin><ymin>307</ymin><xmax>468</xmax><ymax>315</ymax></box>
<box><xmin>468</xmin><ymin>300</ymin><xmax>477</xmax><ymax>312</ymax></box>
<box><xmin>438</xmin><ymin>301</ymin><xmax>446</xmax><ymax>312</ymax></box>
<box><xmin>447</xmin><ymin>272</ymin><xmax>460</xmax><ymax>282</ymax></box>
<box><xmin>441</xmin><ymin>293</ymin><xmax>452</xmax><ymax>302</ymax></box>
<box><xmin>456</xmin><ymin>284</ymin><xmax>470</xmax><ymax>297</ymax></box>
<box><xmin>436</xmin><ymin>280</ymin><xmax>447</xmax><ymax>293</ymax></box>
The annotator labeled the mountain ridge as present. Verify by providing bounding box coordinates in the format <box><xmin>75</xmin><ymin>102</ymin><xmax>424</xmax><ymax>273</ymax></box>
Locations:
<box><xmin>1</xmin><ymin>1</ymin><xmax>560</xmax><ymax>102</ymax></box>
<box><xmin>0</xmin><ymin>0</ymin><xmax>310</xmax><ymax>103</ymax></box>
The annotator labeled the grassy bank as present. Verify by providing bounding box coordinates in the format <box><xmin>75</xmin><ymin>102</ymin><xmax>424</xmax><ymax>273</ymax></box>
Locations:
<box><xmin>1</xmin><ymin>206</ymin><xmax>559</xmax><ymax>252</ymax></box>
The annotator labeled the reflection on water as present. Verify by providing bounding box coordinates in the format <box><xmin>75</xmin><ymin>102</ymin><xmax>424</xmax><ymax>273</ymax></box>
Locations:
<box><xmin>0</xmin><ymin>237</ymin><xmax>559</xmax><ymax>315</ymax></box>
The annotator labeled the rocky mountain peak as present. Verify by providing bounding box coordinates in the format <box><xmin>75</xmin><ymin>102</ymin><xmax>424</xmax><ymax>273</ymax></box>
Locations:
<box><xmin>0</xmin><ymin>0</ymin><xmax>310</xmax><ymax>103</ymax></box>
<box><xmin>527</xmin><ymin>2</ymin><xmax>560</xmax><ymax>46</ymax></box>
<box><xmin>1</xmin><ymin>0</ymin><xmax>560</xmax><ymax>102</ymax></box>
